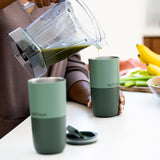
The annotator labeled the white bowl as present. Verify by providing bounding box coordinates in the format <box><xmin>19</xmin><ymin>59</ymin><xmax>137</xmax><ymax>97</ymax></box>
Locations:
<box><xmin>147</xmin><ymin>76</ymin><xmax>160</xmax><ymax>98</ymax></box>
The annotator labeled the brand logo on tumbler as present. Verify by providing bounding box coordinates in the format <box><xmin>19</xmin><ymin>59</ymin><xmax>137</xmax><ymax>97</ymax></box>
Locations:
<box><xmin>107</xmin><ymin>82</ymin><xmax>119</xmax><ymax>87</ymax></box>
<box><xmin>32</xmin><ymin>112</ymin><xmax>47</xmax><ymax>117</ymax></box>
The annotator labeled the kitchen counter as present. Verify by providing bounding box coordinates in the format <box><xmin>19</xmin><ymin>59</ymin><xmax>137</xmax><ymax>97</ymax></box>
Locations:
<box><xmin>1</xmin><ymin>91</ymin><xmax>160</xmax><ymax>160</ymax></box>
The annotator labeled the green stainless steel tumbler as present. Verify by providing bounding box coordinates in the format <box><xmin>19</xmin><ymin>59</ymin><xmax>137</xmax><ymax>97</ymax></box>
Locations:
<box><xmin>89</xmin><ymin>56</ymin><xmax>119</xmax><ymax>117</ymax></box>
<box><xmin>28</xmin><ymin>77</ymin><xmax>66</xmax><ymax>154</ymax></box>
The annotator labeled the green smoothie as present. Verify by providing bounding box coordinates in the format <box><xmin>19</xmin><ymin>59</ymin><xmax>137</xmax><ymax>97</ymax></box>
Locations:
<box><xmin>41</xmin><ymin>45</ymin><xmax>90</xmax><ymax>67</ymax></box>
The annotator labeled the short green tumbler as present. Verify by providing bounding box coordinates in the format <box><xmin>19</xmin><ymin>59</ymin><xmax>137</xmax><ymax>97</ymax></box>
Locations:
<box><xmin>89</xmin><ymin>56</ymin><xmax>119</xmax><ymax>117</ymax></box>
<box><xmin>28</xmin><ymin>77</ymin><xmax>66</xmax><ymax>154</ymax></box>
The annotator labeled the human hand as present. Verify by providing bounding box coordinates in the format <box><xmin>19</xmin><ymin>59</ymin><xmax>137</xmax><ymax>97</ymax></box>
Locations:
<box><xmin>28</xmin><ymin>0</ymin><xmax>61</xmax><ymax>8</ymax></box>
<box><xmin>87</xmin><ymin>90</ymin><xmax>125</xmax><ymax>115</ymax></box>
<box><xmin>119</xmin><ymin>90</ymin><xmax>125</xmax><ymax>114</ymax></box>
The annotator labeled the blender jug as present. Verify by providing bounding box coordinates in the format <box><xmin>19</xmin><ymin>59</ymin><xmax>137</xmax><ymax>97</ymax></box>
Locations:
<box><xmin>8</xmin><ymin>0</ymin><xmax>105</xmax><ymax>78</ymax></box>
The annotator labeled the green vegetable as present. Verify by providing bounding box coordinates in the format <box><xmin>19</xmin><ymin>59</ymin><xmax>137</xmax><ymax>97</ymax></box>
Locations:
<box><xmin>120</xmin><ymin>75</ymin><xmax>155</xmax><ymax>82</ymax></box>
<box><xmin>124</xmin><ymin>81</ymin><xmax>135</xmax><ymax>88</ymax></box>
<box><xmin>135</xmin><ymin>81</ymin><xmax>148</xmax><ymax>87</ymax></box>
<box><xmin>120</xmin><ymin>69</ymin><xmax>155</xmax><ymax>88</ymax></box>
<box><xmin>120</xmin><ymin>81</ymin><xmax>127</xmax><ymax>85</ymax></box>
<box><xmin>130</xmin><ymin>70</ymin><xmax>151</xmax><ymax>77</ymax></box>
<box><xmin>138</xmin><ymin>70</ymin><xmax>151</xmax><ymax>76</ymax></box>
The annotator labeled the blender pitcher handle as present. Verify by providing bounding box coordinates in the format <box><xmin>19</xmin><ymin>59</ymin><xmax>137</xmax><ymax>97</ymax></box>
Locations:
<box><xmin>22</xmin><ymin>1</ymin><xmax>35</xmax><ymax>10</ymax></box>
<box><xmin>22</xmin><ymin>0</ymin><xmax>66</xmax><ymax>10</ymax></box>
<box><xmin>74</xmin><ymin>0</ymin><xmax>106</xmax><ymax>48</ymax></box>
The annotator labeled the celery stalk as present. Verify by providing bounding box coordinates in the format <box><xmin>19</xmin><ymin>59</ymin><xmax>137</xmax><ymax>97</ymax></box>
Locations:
<box><xmin>135</xmin><ymin>81</ymin><xmax>148</xmax><ymax>87</ymax></box>
<box><xmin>124</xmin><ymin>81</ymin><xmax>135</xmax><ymax>87</ymax></box>
<box><xmin>120</xmin><ymin>75</ymin><xmax>155</xmax><ymax>81</ymax></box>
<box><xmin>120</xmin><ymin>81</ymin><xmax>127</xmax><ymax>85</ymax></box>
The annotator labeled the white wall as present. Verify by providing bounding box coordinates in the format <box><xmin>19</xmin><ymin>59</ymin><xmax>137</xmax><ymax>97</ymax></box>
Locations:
<box><xmin>146</xmin><ymin>0</ymin><xmax>160</xmax><ymax>27</ymax></box>
<box><xmin>80</xmin><ymin>0</ymin><xmax>146</xmax><ymax>63</ymax></box>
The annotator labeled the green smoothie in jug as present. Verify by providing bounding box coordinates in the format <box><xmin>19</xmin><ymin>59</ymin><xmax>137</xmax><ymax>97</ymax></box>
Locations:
<box><xmin>41</xmin><ymin>44</ymin><xmax>90</xmax><ymax>67</ymax></box>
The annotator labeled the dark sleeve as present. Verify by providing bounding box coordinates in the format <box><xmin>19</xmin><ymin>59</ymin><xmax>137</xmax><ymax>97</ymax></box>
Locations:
<box><xmin>65</xmin><ymin>53</ymin><xmax>89</xmax><ymax>94</ymax></box>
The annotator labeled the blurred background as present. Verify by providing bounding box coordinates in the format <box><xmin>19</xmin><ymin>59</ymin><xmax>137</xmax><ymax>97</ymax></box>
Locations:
<box><xmin>80</xmin><ymin>0</ymin><xmax>160</xmax><ymax>63</ymax></box>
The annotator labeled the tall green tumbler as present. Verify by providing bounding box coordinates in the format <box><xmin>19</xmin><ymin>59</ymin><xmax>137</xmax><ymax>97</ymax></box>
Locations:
<box><xmin>28</xmin><ymin>77</ymin><xmax>66</xmax><ymax>154</ymax></box>
<box><xmin>89</xmin><ymin>56</ymin><xmax>119</xmax><ymax>117</ymax></box>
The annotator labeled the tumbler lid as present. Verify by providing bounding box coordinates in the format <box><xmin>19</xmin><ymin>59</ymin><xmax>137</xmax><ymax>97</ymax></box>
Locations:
<box><xmin>66</xmin><ymin>125</ymin><xmax>98</xmax><ymax>145</ymax></box>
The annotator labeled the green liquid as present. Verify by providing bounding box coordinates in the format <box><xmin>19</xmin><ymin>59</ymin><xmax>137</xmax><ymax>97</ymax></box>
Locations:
<box><xmin>98</xmin><ymin>48</ymin><xmax>100</xmax><ymax>56</ymax></box>
<box><xmin>41</xmin><ymin>45</ymin><xmax>90</xmax><ymax>67</ymax></box>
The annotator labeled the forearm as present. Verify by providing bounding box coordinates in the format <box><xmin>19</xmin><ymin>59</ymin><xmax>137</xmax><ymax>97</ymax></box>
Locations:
<box><xmin>0</xmin><ymin>0</ymin><xmax>16</xmax><ymax>9</ymax></box>
<box><xmin>69</xmin><ymin>80</ymin><xmax>91</xmax><ymax>106</ymax></box>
